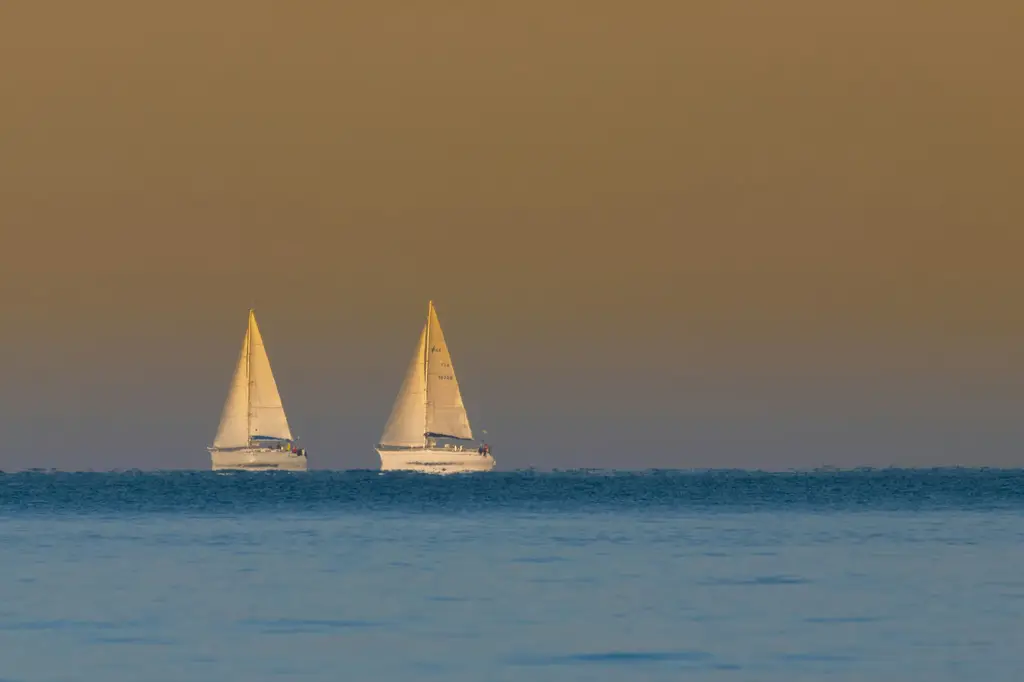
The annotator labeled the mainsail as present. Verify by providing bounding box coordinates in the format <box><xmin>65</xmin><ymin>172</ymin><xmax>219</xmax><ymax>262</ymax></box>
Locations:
<box><xmin>379</xmin><ymin>302</ymin><xmax>473</xmax><ymax>447</ymax></box>
<box><xmin>424</xmin><ymin>303</ymin><xmax>473</xmax><ymax>440</ymax></box>
<box><xmin>212</xmin><ymin>310</ymin><xmax>293</xmax><ymax>449</ymax></box>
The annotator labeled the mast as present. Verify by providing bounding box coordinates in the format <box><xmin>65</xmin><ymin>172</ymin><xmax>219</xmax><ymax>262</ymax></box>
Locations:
<box><xmin>423</xmin><ymin>301</ymin><xmax>432</xmax><ymax>446</ymax></box>
<box><xmin>245</xmin><ymin>309</ymin><xmax>253</xmax><ymax>444</ymax></box>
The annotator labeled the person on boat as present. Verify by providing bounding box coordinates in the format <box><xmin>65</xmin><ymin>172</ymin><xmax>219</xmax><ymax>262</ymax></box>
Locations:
<box><xmin>481</xmin><ymin>443</ymin><xmax>490</xmax><ymax>456</ymax></box>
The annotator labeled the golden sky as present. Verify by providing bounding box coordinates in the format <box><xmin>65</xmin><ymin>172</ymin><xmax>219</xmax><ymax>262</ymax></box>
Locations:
<box><xmin>1</xmin><ymin>1</ymin><xmax>1021</xmax><ymax>469</ymax></box>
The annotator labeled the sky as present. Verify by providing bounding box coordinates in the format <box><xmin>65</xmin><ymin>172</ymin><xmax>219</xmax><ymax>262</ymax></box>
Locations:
<box><xmin>1</xmin><ymin>0</ymin><xmax>1022</xmax><ymax>470</ymax></box>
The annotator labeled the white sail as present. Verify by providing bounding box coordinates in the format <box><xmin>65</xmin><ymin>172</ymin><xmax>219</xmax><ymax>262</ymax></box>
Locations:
<box><xmin>425</xmin><ymin>302</ymin><xmax>473</xmax><ymax>440</ymax></box>
<box><xmin>212</xmin><ymin>326</ymin><xmax>251</xmax><ymax>449</ymax></box>
<box><xmin>379</xmin><ymin>324</ymin><xmax>428</xmax><ymax>447</ymax></box>
<box><xmin>245</xmin><ymin>311</ymin><xmax>293</xmax><ymax>441</ymax></box>
<box><xmin>212</xmin><ymin>310</ymin><xmax>292</xmax><ymax>449</ymax></box>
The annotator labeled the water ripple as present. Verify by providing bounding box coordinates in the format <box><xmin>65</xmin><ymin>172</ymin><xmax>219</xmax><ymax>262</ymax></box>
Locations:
<box><xmin>1</xmin><ymin>469</ymin><xmax>1023</xmax><ymax>516</ymax></box>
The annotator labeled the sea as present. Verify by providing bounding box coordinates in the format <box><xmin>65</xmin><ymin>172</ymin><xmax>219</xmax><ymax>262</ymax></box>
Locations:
<box><xmin>1</xmin><ymin>469</ymin><xmax>1022</xmax><ymax>681</ymax></box>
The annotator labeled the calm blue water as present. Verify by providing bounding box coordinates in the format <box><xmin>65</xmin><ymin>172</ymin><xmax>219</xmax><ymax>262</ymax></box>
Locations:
<box><xmin>1</xmin><ymin>469</ymin><xmax>1023</xmax><ymax>681</ymax></box>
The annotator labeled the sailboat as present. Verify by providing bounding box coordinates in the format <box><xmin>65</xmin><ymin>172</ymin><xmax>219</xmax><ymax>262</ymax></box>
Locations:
<box><xmin>376</xmin><ymin>301</ymin><xmax>496</xmax><ymax>474</ymax></box>
<box><xmin>208</xmin><ymin>309</ymin><xmax>308</xmax><ymax>471</ymax></box>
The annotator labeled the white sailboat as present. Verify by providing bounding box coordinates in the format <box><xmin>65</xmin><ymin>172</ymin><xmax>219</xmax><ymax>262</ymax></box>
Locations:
<box><xmin>376</xmin><ymin>301</ymin><xmax>496</xmax><ymax>474</ymax></box>
<box><xmin>208</xmin><ymin>309</ymin><xmax>308</xmax><ymax>471</ymax></box>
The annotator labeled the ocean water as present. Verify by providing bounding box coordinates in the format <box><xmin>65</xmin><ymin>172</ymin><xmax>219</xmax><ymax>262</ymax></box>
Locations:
<box><xmin>1</xmin><ymin>469</ymin><xmax>1023</xmax><ymax>681</ymax></box>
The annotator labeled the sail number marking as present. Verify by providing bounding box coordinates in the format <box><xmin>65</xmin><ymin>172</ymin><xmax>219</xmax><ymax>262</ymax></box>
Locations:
<box><xmin>432</xmin><ymin>347</ymin><xmax>452</xmax><ymax>378</ymax></box>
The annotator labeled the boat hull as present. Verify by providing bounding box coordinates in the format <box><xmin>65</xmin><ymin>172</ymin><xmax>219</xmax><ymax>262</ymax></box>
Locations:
<box><xmin>376</xmin><ymin>448</ymin><xmax>496</xmax><ymax>474</ymax></box>
<box><xmin>210</xmin><ymin>448</ymin><xmax>308</xmax><ymax>472</ymax></box>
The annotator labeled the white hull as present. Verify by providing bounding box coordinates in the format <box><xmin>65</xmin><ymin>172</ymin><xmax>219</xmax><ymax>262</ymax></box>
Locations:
<box><xmin>210</xmin><ymin>448</ymin><xmax>308</xmax><ymax>472</ymax></box>
<box><xmin>376</xmin><ymin>448</ymin><xmax>496</xmax><ymax>474</ymax></box>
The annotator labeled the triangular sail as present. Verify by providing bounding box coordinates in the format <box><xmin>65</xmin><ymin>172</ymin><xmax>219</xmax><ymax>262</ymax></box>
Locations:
<box><xmin>212</xmin><ymin>310</ymin><xmax>292</xmax><ymax>449</ymax></box>
<box><xmin>212</xmin><ymin>325</ymin><xmax>251</xmax><ymax>449</ymax></box>
<box><xmin>246</xmin><ymin>311</ymin><xmax>293</xmax><ymax>441</ymax></box>
<box><xmin>424</xmin><ymin>302</ymin><xmax>473</xmax><ymax>440</ymax></box>
<box><xmin>379</xmin><ymin>324</ymin><xmax>428</xmax><ymax>447</ymax></box>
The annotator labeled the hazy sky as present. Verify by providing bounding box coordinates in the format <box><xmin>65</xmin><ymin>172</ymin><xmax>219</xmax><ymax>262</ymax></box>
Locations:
<box><xmin>1</xmin><ymin>1</ymin><xmax>1022</xmax><ymax>470</ymax></box>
